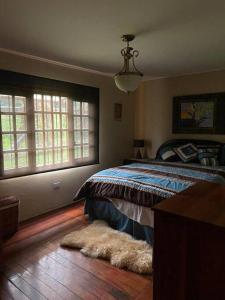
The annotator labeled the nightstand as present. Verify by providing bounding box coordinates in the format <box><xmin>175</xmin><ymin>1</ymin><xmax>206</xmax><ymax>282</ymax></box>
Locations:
<box><xmin>123</xmin><ymin>158</ymin><xmax>155</xmax><ymax>165</ymax></box>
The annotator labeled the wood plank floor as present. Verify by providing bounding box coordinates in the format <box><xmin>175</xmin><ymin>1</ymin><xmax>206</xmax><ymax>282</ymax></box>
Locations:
<box><xmin>0</xmin><ymin>203</ymin><xmax>153</xmax><ymax>300</ymax></box>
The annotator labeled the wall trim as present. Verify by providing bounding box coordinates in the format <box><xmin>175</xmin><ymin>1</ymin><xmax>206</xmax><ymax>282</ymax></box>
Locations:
<box><xmin>143</xmin><ymin>67</ymin><xmax>225</xmax><ymax>82</ymax></box>
<box><xmin>0</xmin><ymin>47</ymin><xmax>113</xmax><ymax>78</ymax></box>
<box><xmin>1</xmin><ymin>47</ymin><xmax>225</xmax><ymax>83</ymax></box>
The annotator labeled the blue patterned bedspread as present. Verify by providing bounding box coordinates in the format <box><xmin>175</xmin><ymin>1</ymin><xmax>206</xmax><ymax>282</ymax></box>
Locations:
<box><xmin>75</xmin><ymin>161</ymin><xmax>225</xmax><ymax>207</ymax></box>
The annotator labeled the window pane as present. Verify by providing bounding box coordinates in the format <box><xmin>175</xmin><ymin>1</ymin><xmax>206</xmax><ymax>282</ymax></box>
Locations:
<box><xmin>0</xmin><ymin>95</ymin><xmax>13</xmax><ymax>112</ymax></box>
<box><xmin>82</xmin><ymin>102</ymin><xmax>88</xmax><ymax>115</ymax></box>
<box><xmin>61</xmin><ymin>114</ymin><xmax>68</xmax><ymax>129</ymax></box>
<box><xmin>74</xmin><ymin>146</ymin><xmax>81</xmax><ymax>159</ymax></box>
<box><xmin>82</xmin><ymin>117</ymin><xmax>89</xmax><ymax>129</ymax></box>
<box><xmin>36</xmin><ymin>150</ymin><xmax>44</xmax><ymax>166</ymax></box>
<box><xmin>74</xmin><ymin>117</ymin><xmax>81</xmax><ymax>129</ymax></box>
<box><xmin>54</xmin><ymin>148</ymin><xmax>61</xmax><ymax>164</ymax></box>
<box><xmin>1</xmin><ymin>115</ymin><xmax>13</xmax><ymax>131</ymax></box>
<box><xmin>62</xmin><ymin>148</ymin><xmax>68</xmax><ymax>162</ymax></box>
<box><xmin>44</xmin><ymin>114</ymin><xmax>52</xmax><ymax>130</ymax></box>
<box><xmin>16</xmin><ymin>115</ymin><xmax>27</xmax><ymax>131</ymax></box>
<box><xmin>62</xmin><ymin>131</ymin><xmax>68</xmax><ymax>146</ymax></box>
<box><xmin>53</xmin><ymin>114</ymin><xmax>60</xmax><ymax>129</ymax></box>
<box><xmin>52</xmin><ymin>96</ymin><xmax>60</xmax><ymax>112</ymax></box>
<box><xmin>35</xmin><ymin>113</ymin><xmax>43</xmax><ymax>130</ymax></box>
<box><xmin>45</xmin><ymin>149</ymin><xmax>53</xmax><ymax>165</ymax></box>
<box><xmin>18</xmin><ymin>151</ymin><xmax>28</xmax><ymax>168</ymax></box>
<box><xmin>45</xmin><ymin>131</ymin><xmax>53</xmax><ymax>148</ymax></box>
<box><xmin>35</xmin><ymin>132</ymin><xmax>44</xmax><ymax>149</ymax></box>
<box><xmin>73</xmin><ymin>101</ymin><xmax>80</xmax><ymax>115</ymax></box>
<box><xmin>74</xmin><ymin>131</ymin><xmax>81</xmax><ymax>144</ymax></box>
<box><xmin>34</xmin><ymin>94</ymin><xmax>42</xmax><ymax>111</ymax></box>
<box><xmin>16</xmin><ymin>134</ymin><xmax>27</xmax><ymax>150</ymax></box>
<box><xmin>15</xmin><ymin>96</ymin><xmax>26</xmax><ymax>113</ymax></box>
<box><xmin>83</xmin><ymin>145</ymin><xmax>89</xmax><ymax>158</ymax></box>
<box><xmin>3</xmin><ymin>152</ymin><xmax>15</xmax><ymax>170</ymax></box>
<box><xmin>82</xmin><ymin>130</ymin><xmax>89</xmax><ymax>144</ymax></box>
<box><xmin>3</xmin><ymin>134</ymin><xmax>14</xmax><ymax>151</ymax></box>
<box><xmin>61</xmin><ymin>97</ymin><xmax>68</xmax><ymax>112</ymax></box>
<box><xmin>43</xmin><ymin>95</ymin><xmax>51</xmax><ymax>112</ymax></box>
<box><xmin>54</xmin><ymin>131</ymin><xmax>61</xmax><ymax>147</ymax></box>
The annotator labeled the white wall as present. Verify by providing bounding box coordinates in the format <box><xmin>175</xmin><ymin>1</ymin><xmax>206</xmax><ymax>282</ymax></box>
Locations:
<box><xmin>135</xmin><ymin>70</ymin><xmax>225</xmax><ymax>157</ymax></box>
<box><xmin>0</xmin><ymin>51</ymin><xmax>134</xmax><ymax>221</ymax></box>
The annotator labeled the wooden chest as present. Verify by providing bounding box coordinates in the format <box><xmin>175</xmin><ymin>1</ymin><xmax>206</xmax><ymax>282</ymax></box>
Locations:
<box><xmin>0</xmin><ymin>196</ymin><xmax>19</xmax><ymax>239</ymax></box>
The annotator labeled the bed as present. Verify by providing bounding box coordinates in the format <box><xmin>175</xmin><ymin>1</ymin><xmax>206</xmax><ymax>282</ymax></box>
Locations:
<box><xmin>74</xmin><ymin>139</ymin><xmax>225</xmax><ymax>245</ymax></box>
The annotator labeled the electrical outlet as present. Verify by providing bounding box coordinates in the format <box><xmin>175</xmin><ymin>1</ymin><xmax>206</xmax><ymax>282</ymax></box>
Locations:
<box><xmin>52</xmin><ymin>181</ymin><xmax>61</xmax><ymax>190</ymax></box>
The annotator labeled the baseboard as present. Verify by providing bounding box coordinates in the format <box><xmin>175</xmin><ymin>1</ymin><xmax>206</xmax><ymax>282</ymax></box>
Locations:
<box><xmin>20</xmin><ymin>199</ymin><xmax>85</xmax><ymax>227</ymax></box>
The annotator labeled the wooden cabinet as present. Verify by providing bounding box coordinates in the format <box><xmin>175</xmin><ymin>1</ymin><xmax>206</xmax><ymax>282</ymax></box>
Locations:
<box><xmin>152</xmin><ymin>182</ymin><xmax>225</xmax><ymax>300</ymax></box>
<box><xmin>0</xmin><ymin>196</ymin><xmax>19</xmax><ymax>239</ymax></box>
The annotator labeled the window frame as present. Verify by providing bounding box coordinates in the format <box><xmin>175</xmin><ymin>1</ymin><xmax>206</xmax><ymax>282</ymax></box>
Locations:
<box><xmin>0</xmin><ymin>70</ymin><xmax>99</xmax><ymax>179</ymax></box>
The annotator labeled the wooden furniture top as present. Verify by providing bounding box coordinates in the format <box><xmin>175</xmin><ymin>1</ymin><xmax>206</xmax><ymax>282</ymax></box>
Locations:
<box><xmin>152</xmin><ymin>182</ymin><xmax>225</xmax><ymax>229</ymax></box>
<box><xmin>0</xmin><ymin>196</ymin><xmax>18</xmax><ymax>208</ymax></box>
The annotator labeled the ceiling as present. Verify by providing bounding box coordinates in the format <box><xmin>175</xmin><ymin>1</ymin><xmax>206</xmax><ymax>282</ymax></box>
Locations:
<box><xmin>1</xmin><ymin>0</ymin><xmax>225</xmax><ymax>78</ymax></box>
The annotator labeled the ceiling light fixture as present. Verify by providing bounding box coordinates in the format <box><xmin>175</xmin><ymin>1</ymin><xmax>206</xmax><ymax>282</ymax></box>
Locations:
<box><xmin>114</xmin><ymin>34</ymin><xmax>143</xmax><ymax>93</ymax></box>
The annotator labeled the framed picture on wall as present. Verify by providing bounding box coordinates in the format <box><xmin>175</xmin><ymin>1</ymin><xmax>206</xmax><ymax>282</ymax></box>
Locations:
<box><xmin>114</xmin><ymin>103</ymin><xmax>122</xmax><ymax>121</ymax></box>
<box><xmin>173</xmin><ymin>92</ymin><xmax>225</xmax><ymax>134</ymax></box>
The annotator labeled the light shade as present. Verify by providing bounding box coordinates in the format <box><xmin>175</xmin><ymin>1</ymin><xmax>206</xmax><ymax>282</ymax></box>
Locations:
<box><xmin>114</xmin><ymin>73</ymin><xmax>142</xmax><ymax>93</ymax></box>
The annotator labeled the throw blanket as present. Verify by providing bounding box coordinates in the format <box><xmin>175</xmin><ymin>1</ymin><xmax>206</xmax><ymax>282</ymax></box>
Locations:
<box><xmin>75</xmin><ymin>161</ymin><xmax>225</xmax><ymax>208</ymax></box>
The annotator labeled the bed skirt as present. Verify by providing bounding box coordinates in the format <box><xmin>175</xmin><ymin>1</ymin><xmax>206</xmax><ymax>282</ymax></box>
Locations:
<box><xmin>84</xmin><ymin>197</ymin><xmax>154</xmax><ymax>245</ymax></box>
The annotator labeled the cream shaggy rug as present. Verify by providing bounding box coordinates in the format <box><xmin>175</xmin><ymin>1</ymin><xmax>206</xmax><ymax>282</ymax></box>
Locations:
<box><xmin>61</xmin><ymin>220</ymin><xmax>152</xmax><ymax>274</ymax></box>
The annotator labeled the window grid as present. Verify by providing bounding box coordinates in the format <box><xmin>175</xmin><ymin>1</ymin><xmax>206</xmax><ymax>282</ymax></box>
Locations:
<box><xmin>34</xmin><ymin>94</ymin><xmax>69</xmax><ymax>168</ymax></box>
<box><xmin>0</xmin><ymin>93</ymin><xmax>96</xmax><ymax>178</ymax></box>
<box><xmin>0</xmin><ymin>94</ymin><xmax>29</xmax><ymax>171</ymax></box>
<box><xmin>73</xmin><ymin>101</ymin><xmax>89</xmax><ymax>159</ymax></box>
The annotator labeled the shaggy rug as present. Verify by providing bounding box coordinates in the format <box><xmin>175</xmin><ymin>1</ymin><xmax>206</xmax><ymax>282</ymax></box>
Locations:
<box><xmin>61</xmin><ymin>220</ymin><xmax>153</xmax><ymax>274</ymax></box>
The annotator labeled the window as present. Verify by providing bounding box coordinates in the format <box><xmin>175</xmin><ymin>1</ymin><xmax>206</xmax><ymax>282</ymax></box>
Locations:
<box><xmin>34</xmin><ymin>94</ymin><xmax>70</xmax><ymax>168</ymax></box>
<box><xmin>0</xmin><ymin>70</ymin><xmax>99</xmax><ymax>178</ymax></box>
<box><xmin>73</xmin><ymin>101</ymin><xmax>89</xmax><ymax>159</ymax></box>
<box><xmin>0</xmin><ymin>95</ymin><xmax>28</xmax><ymax>171</ymax></box>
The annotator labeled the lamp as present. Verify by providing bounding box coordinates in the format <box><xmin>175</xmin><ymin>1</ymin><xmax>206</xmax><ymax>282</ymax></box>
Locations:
<box><xmin>114</xmin><ymin>34</ymin><xmax>143</xmax><ymax>93</ymax></box>
<box><xmin>134</xmin><ymin>139</ymin><xmax>145</xmax><ymax>159</ymax></box>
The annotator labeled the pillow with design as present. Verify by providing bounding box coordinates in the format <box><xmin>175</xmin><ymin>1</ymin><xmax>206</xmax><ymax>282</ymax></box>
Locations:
<box><xmin>196</xmin><ymin>145</ymin><xmax>220</xmax><ymax>155</ymax></box>
<box><xmin>220</xmin><ymin>145</ymin><xmax>225</xmax><ymax>165</ymax></box>
<box><xmin>198</xmin><ymin>148</ymin><xmax>218</xmax><ymax>167</ymax></box>
<box><xmin>159</xmin><ymin>146</ymin><xmax>180</xmax><ymax>162</ymax></box>
<box><xmin>174</xmin><ymin>143</ymin><xmax>198</xmax><ymax>163</ymax></box>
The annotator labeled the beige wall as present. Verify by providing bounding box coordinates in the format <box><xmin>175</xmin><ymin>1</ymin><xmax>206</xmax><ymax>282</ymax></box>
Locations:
<box><xmin>2</xmin><ymin>51</ymin><xmax>225</xmax><ymax>221</ymax></box>
<box><xmin>136</xmin><ymin>70</ymin><xmax>225</xmax><ymax>157</ymax></box>
<box><xmin>0</xmin><ymin>52</ymin><xmax>134</xmax><ymax>221</ymax></box>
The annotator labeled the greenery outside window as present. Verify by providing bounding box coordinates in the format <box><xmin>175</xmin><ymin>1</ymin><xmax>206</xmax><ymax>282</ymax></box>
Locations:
<box><xmin>0</xmin><ymin>70</ymin><xmax>99</xmax><ymax>179</ymax></box>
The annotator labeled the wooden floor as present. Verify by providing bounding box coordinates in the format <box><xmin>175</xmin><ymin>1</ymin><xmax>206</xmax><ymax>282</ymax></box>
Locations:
<box><xmin>0</xmin><ymin>203</ymin><xmax>153</xmax><ymax>299</ymax></box>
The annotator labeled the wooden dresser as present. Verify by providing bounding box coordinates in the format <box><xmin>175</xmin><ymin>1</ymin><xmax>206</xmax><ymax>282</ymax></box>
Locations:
<box><xmin>152</xmin><ymin>182</ymin><xmax>225</xmax><ymax>300</ymax></box>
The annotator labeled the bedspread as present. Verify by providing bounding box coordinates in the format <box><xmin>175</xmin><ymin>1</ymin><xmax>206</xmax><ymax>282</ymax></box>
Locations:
<box><xmin>75</xmin><ymin>161</ymin><xmax>225</xmax><ymax>208</ymax></box>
